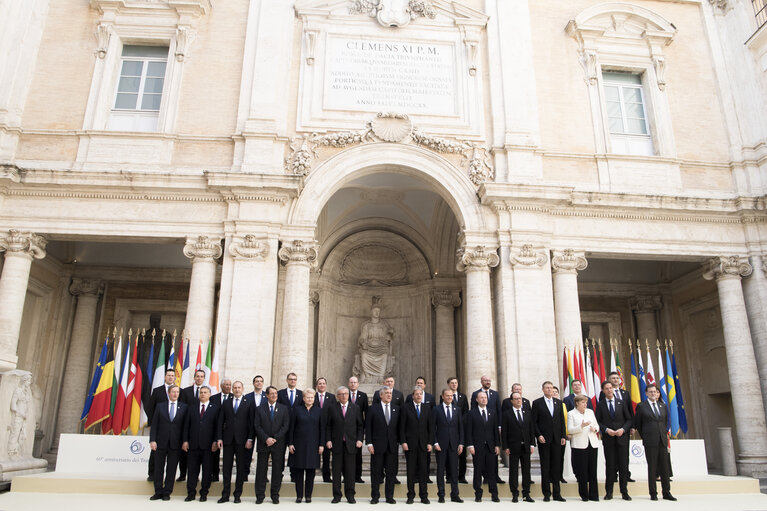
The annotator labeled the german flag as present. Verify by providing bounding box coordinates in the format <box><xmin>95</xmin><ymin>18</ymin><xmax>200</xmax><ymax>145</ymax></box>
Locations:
<box><xmin>84</xmin><ymin>341</ymin><xmax>115</xmax><ymax>431</ymax></box>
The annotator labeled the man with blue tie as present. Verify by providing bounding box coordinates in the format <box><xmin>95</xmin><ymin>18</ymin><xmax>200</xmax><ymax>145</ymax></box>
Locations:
<box><xmin>278</xmin><ymin>372</ymin><xmax>303</xmax><ymax>408</ymax></box>
<box><xmin>531</xmin><ymin>381</ymin><xmax>567</xmax><ymax>502</ymax></box>
<box><xmin>400</xmin><ymin>386</ymin><xmax>434</xmax><ymax>504</ymax></box>
<box><xmin>366</xmin><ymin>386</ymin><xmax>400</xmax><ymax>504</ymax></box>
<box><xmin>149</xmin><ymin>384</ymin><xmax>188</xmax><ymax>501</ymax></box>
<box><xmin>216</xmin><ymin>381</ymin><xmax>254</xmax><ymax>503</ymax></box>
<box><xmin>434</xmin><ymin>388</ymin><xmax>464</xmax><ymax>503</ymax></box>
<box><xmin>502</xmin><ymin>392</ymin><xmax>535</xmax><ymax>502</ymax></box>
<box><xmin>254</xmin><ymin>386</ymin><xmax>291</xmax><ymax>504</ymax></box>
<box><xmin>466</xmin><ymin>390</ymin><xmax>500</xmax><ymax>502</ymax></box>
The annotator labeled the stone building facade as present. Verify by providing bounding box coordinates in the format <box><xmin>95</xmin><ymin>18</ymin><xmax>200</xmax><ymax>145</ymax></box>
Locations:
<box><xmin>1</xmin><ymin>0</ymin><xmax>767</xmax><ymax>478</ymax></box>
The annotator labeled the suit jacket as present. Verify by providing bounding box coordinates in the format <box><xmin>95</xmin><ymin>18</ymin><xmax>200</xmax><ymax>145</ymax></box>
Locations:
<box><xmin>146</xmin><ymin>384</ymin><xmax>170</xmax><ymax>427</ymax></box>
<box><xmin>531</xmin><ymin>396</ymin><xmax>566</xmax><ymax>443</ymax></box>
<box><xmin>501</xmin><ymin>406</ymin><xmax>535</xmax><ymax>454</ymax></box>
<box><xmin>563</xmin><ymin>393</ymin><xmax>594</xmax><ymax>411</ymax></box>
<box><xmin>180</xmin><ymin>385</ymin><xmax>204</xmax><ymax>406</ymax></box>
<box><xmin>245</xmin><ymin>390</ymin><xmax>267</xmax><ymax>409</ymax></box>
<box><xmin>433</xmin><ymin>402</ymin><xmax>463</xmax><ymax>450</ymax></box>
<box><xmin>405</xmin><ymin>391</ymin><xmax>435</xmax><ymax>409</ymax></box>
<box><xmin>471</xmin><ymin>388</ymin><xmax>501</xmax><ymax>418</ymax></box>
<box><xmin>185</xmin><ymin>400</ymin><xmax>220</xmax><ymax>450</ymax></box>
<box><xmin>288</xmin><ymin>405</ymin><xmax>323</xmax><ymax>468</ymax></box>
<box><xmin>633</xmin><ymin>399</ymin><xmax>669</xmax><ymax>448</ymax></box>
<box><xmin>312</xmin><ymin>391</ymin><xmax>336</xmax><ymax>411</ymax></box>
<box><xmin>399</xmin><ymin>401</ymin><xmax>434</xmax><ymax>451</ymax></box>
<box><xmin>465</xmin><ymin>406</ymin><xmax>500</xmax><ymax>453</ymax></box>
<box><xmin>211</xmin><ymin>392</ymin><xmax>232</xmax><ymax>407</ymax></box>
<box><xmin>372</xmin><ymin>388</ymin><xmax>404</xmax><ymax>409</ymax></box>
<box><xmin>253</xmin><ymin>401</ymin><xmax>290</xmax><ymax>452</ymax></box>
<box><xmin>567</xmin><ymin>408</ymin><xmax>600</xmax><ymax>449</ymax></box>
<box><xmin>595</xmin><ymin>396</ymin><xmax>632</xmax><ymax>445</ymax></box>
<box><xmin>439</xmin><ymin>392</ymin><xmax>469</xmax><ymax>416</ymax></box>
<box><xmin>350</xmin><ymin>389</ymin><xmax>369</xmax><ymax>421</ymax></box>
<box><xmin>150</xmin><ymin>400</ymin><xmax>188</xmax><ymax>450</ymax></box>
<box><xmin>217</xmin><ymin>395</ymin><xmax>255</xmax><ymax>446</ymax></box>
<box><xmin>365</xmin><ymin>401</ymin><xmax>400</xmax><ymax>453</ymax></box>
<box><xmin>323</xmin><ymin>401</ymin><xmax>364</xmax><ymax>454</ymax></box>
<box><xmin>501</xmin><ymin>396</ymin><xmax>531</xmax><ymax>413</ymax></box>
<box><xmin>278</xmin><ymin>387</ymin><xmax>303</xmax><ymax>408</ymax></box>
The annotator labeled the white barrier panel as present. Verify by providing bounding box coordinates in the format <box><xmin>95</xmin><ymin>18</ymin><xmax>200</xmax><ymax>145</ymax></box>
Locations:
<box><xmin>56</xmin><ymin>434</ymin><xmax>150</xmax><ymax>476</ymax></box>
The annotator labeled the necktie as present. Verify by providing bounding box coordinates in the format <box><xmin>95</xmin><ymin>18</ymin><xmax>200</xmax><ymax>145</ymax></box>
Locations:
<box><xmin>385</xmin><ymin>404</ymin><xmax>390</xmax><ymax>425</ymax></box>
<box><xmin>270</xmin><ymin>405</ymin><xmax>274</xmax><ymax>421</ymax></box>
<box><xmin>609</xmin><ymin>400</ymin><xmax>615</xmax><ymax>418</ymax></box>
<box><xmin>195</xmin><ymin>387</ymin><xmax>199</xmax><ymax>399</ymax></box>
<box><xmin>548</xmin><ymin>399</ymin><xmax>554</xmax><ymax>416</ymax></box>
<box><xmin>447</xmin><ymin>406</ymin><xmax>451</xmax><ymax>421</ymax></box>
<box><xmin>234</xmin><ymin>398</ymin><xmax>239</xmax><ymax>413</ymax></box>
<box><xmin>482</xmin><ymin>409</ymin><xmax>487</xmax><ymax>423</ymax></box>
<box><xmin>653</xmin><ymin>402</ymin><xmax>659</xmax><ymax>418</ymax></box>
<box><xmin>416</xmin><ymin>404</ymin><xmax>420</xmax><ymax>418</ymax></box>
<box><xmin>290</xmin><ymin>389</ymin><xmax>294</xmax><ymax>405</ymax></box>
<box><xmin>516</xmin><ymin>409</ymin><xmax>523</xmax><ymax>424</ymax></box>
<box><xmin>320</xmin><ymin>394</ymin><xmax>324</xmax><ymax>408</ymax></box>
<box><xmin>454</xmin><ymin>394</ymin><xmax>458</xmax><ymax>403</ymax></box>
<box><xmin>200</xmin><ymin>403</ymin><xmax>205</xmax><ymax>418</ymax></box>
<box><xmin>170</xmin><ymin>402</ymin><xmax>176</xmax><ymax>421</ymax></box>
<box><xmin>342</xmin><ymin>405</ymin><xmax>347</xmax><ymax>417</ymax></box>
<box><xmin>352</xmin><ymin>392</ymin><xmax>356</xmax><ymax>403</ymax></box>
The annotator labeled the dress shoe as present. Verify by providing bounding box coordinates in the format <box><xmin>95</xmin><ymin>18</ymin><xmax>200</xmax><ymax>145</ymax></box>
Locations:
<box><xmin>581</xmin><ymin>498</ymin><xmax>588</xmax><ymax>502</ymax></box>
<box><xmin>200</xmin><ymin>496</ymin><xmax>207</xmax><ymax>502</ymax></box>
<box><xmin>162</xmin><ymin>495</ymin><xmax>171</xmax><ymax>501</ymax></box>
<box><xmin>356</xmin><ymin>479</ymin><xmax>365</xmax><ymax>483</ymax></box>
<box><xmin>497</xmin><ymin>478</ymin><xmax>505</xmax><ymax>484</ymax></box>
<box><xmin>627</xmin><ymin>477</ymin><xmax>635</xmax><ymax>482</ymax></box>
<box><xmin>306</xmin><ymin>498</ymin><xmax>312</xmax><ymax>503</ymax></box>
<box><xmin>604</xmin><ymin>493</ymin><xmax>612</xmax><ymax>500</ymax></box>
<box><xmin>386</xmin><ymin>498</ymin><xmax>397</xmax><ymax>504</ymax></box>
<box><xmin>212</xmin><ymin>476</ymin><xmax>220</xmax><ymax>482</ymax></box>
<box><xmin>177</xmin><ymin>476</ymin><xmax>186</xmax><ymax>482</ymax></box>
<box><xmin>589</xmin><ymin>498</ymin><xmax>599</xmax><ymax>502</ymax></box>
<box><xmin>542</xmin><ymin>496</ymin><xmax>550</xmax><ymax>502</ymax></box>
<box><xmin>458</xmin><ymin>479</ymin><xmax>469</xmax><ymax>484</ymax></box>
<box><xmin>150</xmin><ymin>494</ymin><xmax>163</xmax><ymax>501</ymax></box>
<box><xmin>475</xmin><ymin>496</ymin><xmax>482</xmax><ymax>503</ymax></box>
<box><xmin>491</xmin><ymin>495</ymin><xmax>500</xmax><ymax>503</ymax></box>
<box><xmin>438</xmin><ymin>497</ymin><xmax>445</xmax><ymax>503</ymax></box>
<box><xmin>347</xmin><ymin>498</ymin><xmax>356</xmax><ymax>504</ymax></box>
<box><xmin>370</xmin><ymin>498</ymin><xmax>379</xmax><ymax>504</ymax></box>
<box><xmin>406</xmin><ymin>498</ymin><xmax>415</xmax><ymax>504</ymax></box>
<box><xmin>296</xmin><ymin>498</ymin><xmax>302</xmax><ymax>503</ymax></box>
<box><xmin>621</xmin><ymin>494</ymin><xmax>632</xmax><ymax>501</ymax></box>
<box><xmin>650</xmin><ymin>495</ymin><xmax>658</xmax><ymax>501</ymax></box>
<box><xmin>217</xmin><ymin>497</ymin><xmax>229</xmax><ymax>504</ymax></box>
<box><xmin>553</xmin><ymin>496</ymin><xmax>566</xmax><ymax>502</ymax></box>
<box><xmin>147</xmin><ymin>476</ymin><xmax>154</xmax><ymax>482</ymax></box>
<box><xmin>427</xmin><ymin>478</ymin><xmax>434</xmax><ymax>484</ymax></box>
<box><xmin>185</xmin><ymin>495</ymin><xmax>195</xmax><ymax>502</ymax></box>
<box><xmin>512</xmin><ymin>496</ymin><xmax>518</xmax><ymax>503</ymax></box>
<box><xmin>272</xmin><ymin>497</ymin><xmax>279</xmax><ymax>504</ymax></box>
<box><xmin>523</xmin><ymin>496</ymin><xmax>534</xmax><ymax>503</ymax></box>
<box><xmin>395</xmin><ymin>479</ymin><xmax>402</xmax><ymax>485</ymax></box>
<box><xmin>558</xmin><ymin>478</ymin><xmax>567</xmax><ymax>484</ymax></box>
<box><xmin>663</xmin><ymin>494</ymin><xmax>677</xmax><ymax>501</ymax></box>
<box><xmin>324</xmin><ymin>477</ymin><xmax>332</xmax><ymax>483</ymax></box>
<box><xmin>233</xmin><ymin>496</ymin><xmax>241</xmax><ymax>503</ymax></box>
<box><xmin>421</xmin><ymin>498</ymin><xmax>430</xmax><ymax>504</ymax></box>
<box><xmin>256</xmin><ymin>498</ymin><xmax>264</xmax><ymax>504</ymax></box>
<box><xmin>332</xmin><ymin>497</ymin><xmax>342</xmax><ymax>504</ymax></box>
<box><xmin>451</xmin><ymin>497</ymin><xmax>464</xmax><ymax>503</ymax></box>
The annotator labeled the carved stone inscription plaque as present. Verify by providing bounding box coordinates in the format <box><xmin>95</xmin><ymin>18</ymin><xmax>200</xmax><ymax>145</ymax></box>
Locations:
<box><xmin>324</xmin><ymin>36</ymin><xmax>457</xmax><ymax>115</ymax></box>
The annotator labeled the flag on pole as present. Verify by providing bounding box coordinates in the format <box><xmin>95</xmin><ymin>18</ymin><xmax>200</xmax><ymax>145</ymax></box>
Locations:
<box><xmin>657</xmin><ymin>343</ymin><xmax>668</xmax><ymax>404</ymax></box>
<box><xmin>562</xmin><ymin>347</ymin><xmax>570</xmax><ymax>396</ymax></box>
<box><xmin>142</xmin><ymin>332</ymin><xmax>155</xmax><ymax>428</ymax></box>
<box><xmin>637</xmin><ymin>341</ymin><xmax>647</xmax><ymax>401</ymax></box>
<box><xmin>208</xmin><ymin>340</ymin><xmax>219</xmax><ymax>394</ymax></box>
<box><xmin>584</xmin><ymin>344</ymin><xmax>597</xmax><ymax>409</ymax></box>
<box><xmin>112</xmin><ymin>336</ymin><xmax>131</xmax><ymax>435</ymax></box>
<box><xmin>671</xmin><ymin>347</ymin><xmax>688</xmax><ymax>433</ymax></box>
<box><xmin>169</xmin><ymin>338</ymin><xmax>180</xmax><ymax>387</ymax></box>
<box><xmin>576</xmin><ymin>345</ymin><xmax>586</xmax><ymax>395</ymax></box>
<box><xmin>129</xmin><ymin>335</ymin><xmax>143</xmax><ymax>435</ymax></box>
<box><xmin>598</xmin><ymin>341</ymin><xmax>607</xmax><ymax>383</ymax></box>
<box><xmin>665</xmin><ymin>346</ymin><xmax>680</xmax><ymax>437</ymax></box>
<box><xmin>629</xmin><ymin>341</ymin><xmax>641</xmax><ymax>413</ymax></box>
<box><xmin>84</xmin><ymin>341</ymin><xmax>115</xmax><ymax>431</ymax></box>
<box><xmin>614</xmin><ymin>341</ymin><xmax>625</xmax><ymax>389</ymax></box>
<box><xmin>645</xmin><ymin>341</ymin><xmax>656</xmax><ymax>388</ymax></box>
<box><xmin>81</xmin><ymin>337</ymin><xmax>108</xmax><ymax>421</ymax></box>
<box><xmin>152</xmin><ymin>333</ymin><xmax>167</xmax><ymax>390</ymax></box>
<box><xmin>174</xmin><ymin>336</ymin><xmax>184</xmax><ymax>387</ymax></box>
<box><xmin>196</xmin><ymin>342</ymin><xmax>203</xmax><ymax>372</ymax></box>
<box><xmin>567</xmin><ymin>346</ymin><xmax>575</xmax><ymax>392</ymax></box>
<box><xmin>590</xmin><ymin>344</ymin><xmax>601</xmax><ymax>408</ymax></box>
<box><xmin>181</xmin><ymin>338</ymin><xmax>192</xmax><ymax>388</ymax></box>
<box><xmin>102</xmin><ymin>335</ymin><xmax>123</xmax><ymax>434</ymax></box>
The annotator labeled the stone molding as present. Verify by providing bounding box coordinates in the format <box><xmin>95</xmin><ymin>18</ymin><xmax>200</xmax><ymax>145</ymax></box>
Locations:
<box><xmin>456</xmin><ymin>245</ymin><xmax>499</xmax><ymax>272</ymax></box>
<box><xmin>227</xmin><ymin>235</ymin><xmax>269</xmax><ymax>260</ymax></box>
<box><xmin>0</xmin><ymin>230</ymin><xmax>47</xmax><ymax>260</ymax></box>
<box><xmin>278</xmin><ymin>240</ymin><xmax>319</xmax><ymax>267</ymax></box>
<box><xmin>510</xmin><ymin>244</ymin><xmax>548</xmax><ymax>268</ymax></box>
<box><xmin>431</xmin><ymin>289</ymin><xmax>461</xmax><ymax>309</ymax></box>
<box><xmin>629</xmin><ymin>295</ymin><xmax>663</xmax><ymax>313</ymax></box>
<box><xmin>551</xmin><ymin>249</ymin><xmax>588</xmax><ymax>274</ymax></box>
<box><xmin>69</xmin><ymin>278</ymin><xmax>104</xmax><ymax>297</ymax></box>
<box><xmin>708</xmin><ymin>0</ymin><xmax>732</xmax><ymax>15</ymax></box>
<box><xmin>350</xmin><ymin>0</ymin><xmax>436</xmax><ymax>28</ymax></box>
<box><xmin>703</xmin><ymin>256</ymin><xmax>753</xmax><ymax>281</ymax></box>
<box><xmin>285</xmin><ymin>113</ymin><xmax>494</xmax><ymax>185</ymax></box>
<box><xmin>183</xmin><ymin>235</ymin><xmax>222</xmax><ymax>262</ymax></box>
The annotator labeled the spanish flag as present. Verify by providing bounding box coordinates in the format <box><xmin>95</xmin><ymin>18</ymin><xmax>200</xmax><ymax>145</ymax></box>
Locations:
<box><xmin>84</xmin><ymin>341</ymin><xmax>115</xmax><ymax>431</ymax></box>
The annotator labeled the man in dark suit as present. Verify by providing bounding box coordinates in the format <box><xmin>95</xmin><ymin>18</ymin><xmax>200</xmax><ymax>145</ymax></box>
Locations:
<box><xmin>434</xmin><ymin>388</ymin><xmax>464</xmax><ymax>503</ymax></box>
<box><xmin>314</xmin><ymin>377</ymin><xmax>336</xmax><ymax>482</ymax></box>
<box><xmin>209</xmin><ymin>378</ymin><xmax>232</xmax><ymax>482</ymax></box>
<box><xmin>465</xmin><ymin>390</ymin><xmax>500</xmax><ymax>502</ymax></box>
<box><xmin>564</xmin><ymin>379</ymin><xmax>594</xmax><ymax>411</ymax></box>
<box><xmin>599</xmin><ymin>372</ymin><xmax>635</xmax><ymax>483</ymax></box>
<box><xmin>348</xmin><ymin>376</ymin><xmax>369</xmax><ymax>483</ymax></box>
<box><xmin>183</xmin><ymin>385</ymin><xmax>220</xmax><ymax>502</ymax></box>
<box><xmin>323</xmin><ymin>385</ymin><xmax>364</xmax><ymax>503</ymax></box>
<box><xmin>634</xmin><ymin>384</ymin><xmax>675</xmax><ymax>501</ymax></box>
<box><xmin>253</xmin><ymin>385</ymin><xmax>291</xmax><ymax>504</ymax></box>
<box><xmin>178</xmin><ymin>369</ymin><xmax>207</xmax><ymax>482</ymax></box>
<box><xmin>400</xmin><ymin>386</ymin><xmax>434</xmax><ymax>504</ymax></box>
<box><xmin>502</xmin><ymin>392</ymin><xmax>535</xmax><ymax>503</ymax></box>
<box><xmin>501</xmin><ymin>383</ymin><xmax>532</xmax><ymax>412</ymax></box>
<box><xmin>531</xmin><ymin>381</ymin><xmax>567</xmax><ymax>502</ymax></box>
<box><xmin>471</xmin><ymin>375</ymin><xmax>504</xmax><ymax>484</ymax></box>
<box><xmin>595</xmin><ymin>381</ymin><xmax>632</xmax><ymax>501</ymax></box>
<box><xmin>149</xmin><ymin>384</ymin><xmax>188</xmax><ymax>501</ymax></box>
<box><xmin>245</xmin><ymin>374</ymin><xmax>267</xmax><ymax>408</ymax></box>
<box><xmin>216</xmin><ymin>381</ymin><xmax>255</xmax><ymax>503</ymax></box>
<box><xmin>277</xmin><ymin>372</ymin><xmax>303</xmax><ymax>408</ymax></box>
<box><xmin>366</xmin><ymin>386</ymin><xmax>401</xmax><ymax>504</ymax></box>
<box><xmin>146</xmin><ymin>368</ymin><xmax>177</xmax><ymax>481</ymax></box>
<box><xmin>442</xmin><ymin>377</ymin><xmax>469</xmax><ymax>484</ymax></box>
<box><xmin>405</xmin><ymin>377</ymin><xmax>435</xmax><ymax>483</ymax></box>
<box><xmin>372</xmin><ymin>376</ymin><xmax>404</xmax><ymax>408</ymax></box>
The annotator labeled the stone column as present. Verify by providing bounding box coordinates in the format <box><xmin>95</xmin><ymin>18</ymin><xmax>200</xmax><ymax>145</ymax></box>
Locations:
<box><xmin>742</xmin><ymin>254</ymin><xmax>767</xmax><ymax>423</ymax></box>
<box><xmin>183</xmin><ymin>236</ymin><xmax>222</xmax><ymax>345</ymax></box>
<box><xmin>457</xmin><ymin>245</ymin><xmax>499</xmax><ymax>387</ymax></box>
<box><xmin>551</xmin><ymin>249</ymin><xmax>587</xmax><ymax>361</ymax></box>
<box><xmin>55</xmin><ymin>278</ymin><xmax>103</xmax><ymax>439</ymax></box>
<box><xmin>630</xmin><ymin>295</ymin><xmax>662</xmax><ymax>342</ymax></box>
<box><xmin>0</xmin><ymin>230</ymin><xmax>46</xmax><ymax>371</ymax></box>
<box><xmin>432</xmin><ymin>289</ymin><xmax>461</xmax><ymax>391</ymax></box>
<box><xmin>276</xmin><ymin>240</ymin><xmax>318</xmax><ymax>385</ymax></box>
<box><xmin>703</xmin><ymin>256</ymin><xmax>767</xmax><ymax>476</ymax></box>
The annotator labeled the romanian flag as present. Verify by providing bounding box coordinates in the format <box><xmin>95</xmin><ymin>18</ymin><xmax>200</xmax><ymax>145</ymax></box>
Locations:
<box><xmin>81</xmin><ymin>338</ymin><xmax>108</xmax><ymax>421</ymax></box>
<box><xmin>665</xmin><ymin>347</ymin><xmax>680</xmax><ymax>437</ymax></box>
<box><xmin>84</xmin><ymin>341</ymin><xmax>115</xmax><ymax>431</ymax></box>
<box><xmin>671</xmin><ymin>349</ymin><xmax>688</xmax><ymax>433</ymax></box>
<box><xmin>102</xmin><ymin>336</ymin><xmax>122</xmax><ymax>434</ymax></box>
<box><xmin>129</xmin><ymin>335</ymin><xmax>143</xmax><ymax>435</ymax></box>
<box><xmin>629</xmin><ymin>342</ymin><xmax>641</xmax><ymax>413</ymax></box>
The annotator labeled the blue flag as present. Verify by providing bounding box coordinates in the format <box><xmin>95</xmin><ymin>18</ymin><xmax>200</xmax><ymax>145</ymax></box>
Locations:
<box><xmin>637</xmin><ymin>348</ymin><xmax>647</xmax><ymax>401</ymax></box>
<box><xmin>665</xmin><ymin>348</ymin><xmax>680</xmax><ymax>437</ymax></box>
<box><xmin>671</xmin><ymin>351</ymin><xmax>688</xmax><ymax>434</ymax></box>
<box><xmin>81</xmin><ymin>338</ymin><xmax>108</xmax><ymax>421</ymax></box>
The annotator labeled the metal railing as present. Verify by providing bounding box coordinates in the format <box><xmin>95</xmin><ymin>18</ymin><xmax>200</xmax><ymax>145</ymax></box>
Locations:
<box><xmin>755</xmin><ymin>0</ymin><xmax>767</xmax><ymax>30</ymax></box>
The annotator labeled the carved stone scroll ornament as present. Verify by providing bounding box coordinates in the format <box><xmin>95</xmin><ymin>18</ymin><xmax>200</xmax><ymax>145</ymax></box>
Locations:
<box><xmin>628</xmin><ymin>295</ymin><xmax>663</xmax><ymax>313</ymax></box>
<box><xmin>0</xmin><ymin>230</ymin><xmax>47</xmax><ymax>260</ymax></box>
<box><xmin>350</xmin><ymin>0</ymin><xmax>436</xmax><ymax>28</ymax></box>
<box><xmin>510</xmin><ymin>244</ymin><xmax>548</xmax><ymax>268</ymax></box>
<box><xmin>228</xmin><ymin>234</ymin><xmax>269</xmax><ymax>259</ymax></box>
<box><xmin>455</xmin><ymin>245</ymin><xmax>500</xmax><ymax>272</ymax></box>
<box><xmin>708</xmin><ymin>0</ymin><xmax>732</xmax><ymax>14</ymax></box>
<box><xmin>183</xmin><ymin>236</ymin><xmax>223</xmax><ymax>262</ymax></box>
<box><xmin>702</xmin><ymin>256</ymin><xmax>753</xmax><ymax>281</ymax></box>
<box><xmin>285</xmin><ymin>113</ymin><xmax>494</xmax><ymax>185</ymax></box>
<box><xmin>278</xmin><ymin>240</ymin><xmax>319</xmax><ymax>267</ymax></box>
<box><xmin>551</xmin><ymin>249</ymin><xmax>588</xmax><ymax>274</ymax></box>
<box><xmin>431</xmin><ymin>289</ymin><xmax>461</xmax><ymax>309</ymax></box>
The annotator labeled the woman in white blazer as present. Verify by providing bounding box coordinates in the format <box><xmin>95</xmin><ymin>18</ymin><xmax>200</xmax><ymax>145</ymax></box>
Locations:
<box><xmin>567</xmin><ymin>394</ymin><xmax>600</xmax><ymax>501</ymax></box>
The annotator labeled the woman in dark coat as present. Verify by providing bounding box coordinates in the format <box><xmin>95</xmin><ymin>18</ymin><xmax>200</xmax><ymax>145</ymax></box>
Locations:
<box><xmin>288</xmin><ymin>388</ymin><xmax>324</xmax><ymax>502</ymax></box>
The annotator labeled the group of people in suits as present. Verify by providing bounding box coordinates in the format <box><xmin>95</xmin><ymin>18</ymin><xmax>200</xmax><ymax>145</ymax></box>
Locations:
<box><xmin>147</xmin><ymin>369</ymin><xmax>677</xmax><ymax>504</ymax></box>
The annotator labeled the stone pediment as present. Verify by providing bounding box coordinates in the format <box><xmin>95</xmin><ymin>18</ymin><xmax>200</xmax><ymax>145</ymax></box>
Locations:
<box><xmin>295</xmin><ymin>0</ymin><xmax>488</xmax><ymax>28</ymax></box>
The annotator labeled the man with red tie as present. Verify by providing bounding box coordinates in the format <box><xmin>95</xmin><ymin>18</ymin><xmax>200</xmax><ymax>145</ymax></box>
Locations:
<box><xmin>314</xmin><ymin>377</ymin><xmax>336</xmax><ymax>482</ymax></box>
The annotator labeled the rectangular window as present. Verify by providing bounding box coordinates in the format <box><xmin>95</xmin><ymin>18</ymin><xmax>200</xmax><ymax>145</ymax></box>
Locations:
<box><xmin>755</xmin><ymin>0</ymin><xmax>767</xmax><ymax>30</ymax></box>
<box><xmin>602</xmin><ymin>71</ymin><xmax>653</xmax><ymax>156</ymax></box>
<box><xmin>108</xmin><ymin>45</ymin><xmax>168</xmax><ymax>131</ymax></box>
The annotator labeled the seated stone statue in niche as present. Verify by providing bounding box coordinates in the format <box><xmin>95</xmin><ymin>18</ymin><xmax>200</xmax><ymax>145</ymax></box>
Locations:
<box><xmin>353</xmin><ymin>297</ymin><xmax>396</xmax><ymax>384</ymax></box>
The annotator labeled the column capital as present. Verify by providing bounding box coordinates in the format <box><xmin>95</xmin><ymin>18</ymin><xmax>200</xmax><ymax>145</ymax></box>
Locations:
<box><xmin>456</xmin><ymin>245</ymin><xmax>499</xmax><ymax>272</ymax></box>
<box><xmin>510</xmin><ymin>244</ymin><xmax>548</xmax><ymax>268</ymax></box>
<box><xmin>278</xmin><ymin>239</ymin><xmax>318</xmax><ymax>267</ymax></box>
<box><xmin>0</xmin><ymin>229</ymin><xmax>47</xmax><ymax>260</ymax></box>
<box><xmin>431</xmin><ymin>289</ymin><xmax>461</xmax><ymax>309</ymax></box>
<box><xmin>703</xmin><ymin>256</ymin><xmax>752</xmax><ymax>281</ymax></box>
<box><xmin>69</xmin><ymin>278</ymin><xmax>104</xmax><ymax>297</ymax></box>
<box><xmin>629</xmin><ymin>295</ymin><xmax>663</xmax><ymax>313</ymax></box>
<box><xmin>551</xmin><ymin>249</ymin><xmax>587</xmax><ymax>274</ymax></box>
<box><xmin>228</xmin><ymin>234</ymin><xmax>269</xmax><ymax>260</ymax></box>
<box><xmin>183</xmin><ymin>235</ymin><xmax>222</xmax><ymax>262</ymax></box>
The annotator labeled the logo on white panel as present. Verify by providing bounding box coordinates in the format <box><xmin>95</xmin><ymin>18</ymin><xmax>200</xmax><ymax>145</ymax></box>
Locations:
<box><xmin>130</xmin><ymin>440</ymin><xmax>146</xmax><ymax>455</ymax></box>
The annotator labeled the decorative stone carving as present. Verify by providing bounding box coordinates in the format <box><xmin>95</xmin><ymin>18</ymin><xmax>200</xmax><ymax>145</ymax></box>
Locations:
<box><xmin>69</xmin><ymin>278</ymin><xmax>104</xmax><ymax>297</ymax></box>
<box><xmin>304</xmin><ymin>29</ymin><xmax>319</xmax><ymax>65</ymax></box>
<box><xmin>7</xmin><ymin>373</ymin><xmax>32</xmax><ymax>460</ymax></box>
<box><xmin>653</xmin><ymin>56</ymin><xmax>667</xmax><ymax>91</ymax></box>
<box><xmin>703</xmin><ymin>256</ymin><xmax>753</xmax><ymax>281</ymax></box>
<box><xmin>278</xmin><ymin>240</ymin><xmax>319</xmax><ymax>267</ymax></box>
<box><xmin>350</xmin><ymin>0</ymin><xmax>436</xmax><ymax>28</ymax></box>
<box><xmin>285</xmin><ymin>113</ymin><xmax>494</xmax><ymax>185</ymax></box>
<box><xmin>309</xmin><ymin>291</ymin><xmax>320</xmax><ymax>306</ymax></box>
<box><xmin>175</xmin><ymin>26</ymin><xmax>196</xmax><ymax>62</ymax></box>
<box><xmin>510</xmin><ymin>244</ymin><xmax>548</xmax><ymax>268</ymax></box>
<box><xmin>183</xmin><ymin>235</ymin><xmax>222</xmax><ymax>262</ymax></box>
<box><xmin>0</xmin><ymin>230</ymin><xmax>47</xmax><ymax>260</ymax></box>
<box><xmin>709</xmin><ymin>0</ymin><xmax>733</xmax><ymax>14</ymax></box>
<box><xmin>228</xmin><ymin>234</ymin><xmax>269</xmax><ymax>259</ymax></box>
<box><xmin>340</xmin><ymin>244</ymin><xmax>409</xmax><ymax>286</ymax></box>
<box><xmin>629</xmin><ymin>295</ymin><xmax>663</xmax><ymax>313</ymax></box>
<box><xmin>456</xmin><ymin>245</ymin><xmax>500</xmax><ymax>272</ymax></box>
<box><xmin>0</xmin><ymin>370</ymin><xmax>47</xmax><ymax>477</ymax></box>
<box><xmin>95</xmin><ymin>23</ymin><xmax>111</xmax><ymax>58</ymax></box>
<box><xmin>551</xmin><ymin>249</ymin><xmax>588</xmax><ymax>274</ymax></box>
<box><xmin>352</xmin><ymin>296</ymin><xmax>396</xmax><ymax>384</ymax></box>
<box><xmin>431</xmin><ymin>289</ymin><xmax>461</xmax><ymax>309</ymax></box>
